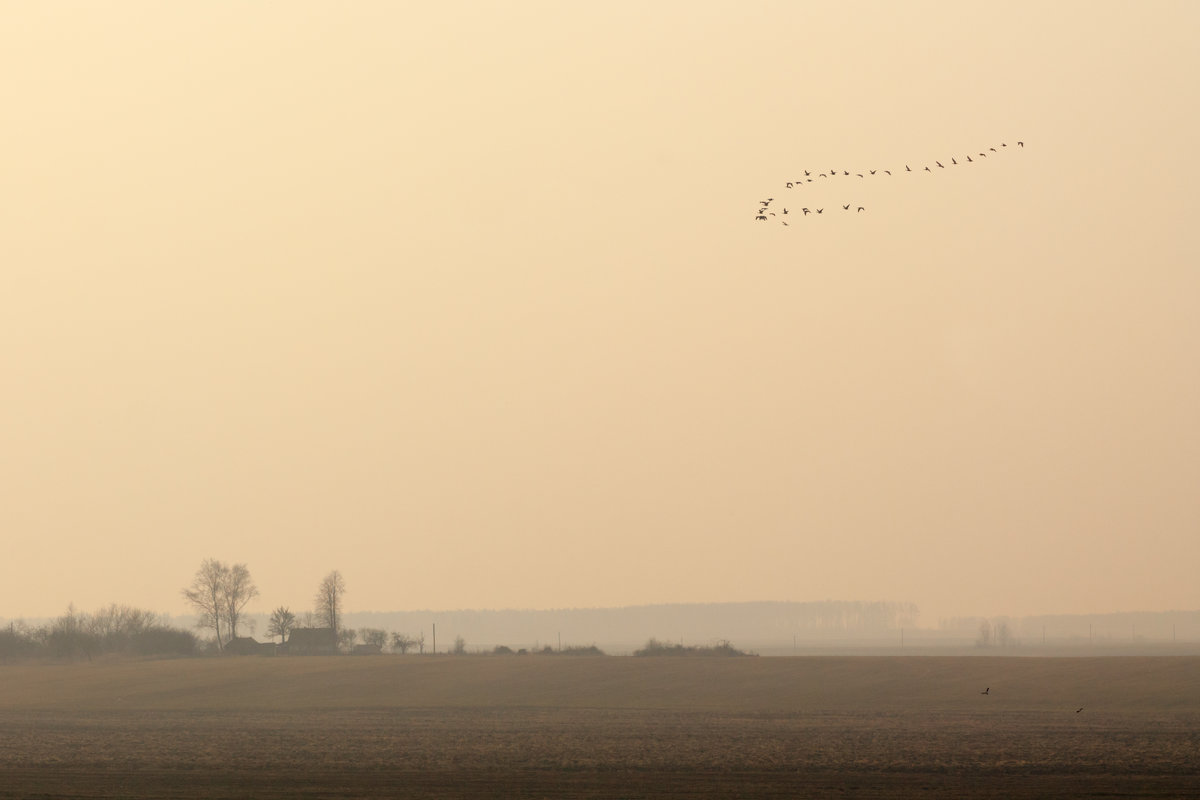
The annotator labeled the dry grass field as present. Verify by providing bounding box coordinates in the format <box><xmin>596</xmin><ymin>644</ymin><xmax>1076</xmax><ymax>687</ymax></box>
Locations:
<box><xmin>1</xmin><ymin>655</ymin><xmax>1198</xmax><ymax>798</ymax></box>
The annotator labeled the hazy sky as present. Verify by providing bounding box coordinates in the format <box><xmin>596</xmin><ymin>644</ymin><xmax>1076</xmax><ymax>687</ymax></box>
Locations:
<box><xmin>3</xmin><ymin>1</ymin><xmax>1197</xmax><ymax>624</ymax></box>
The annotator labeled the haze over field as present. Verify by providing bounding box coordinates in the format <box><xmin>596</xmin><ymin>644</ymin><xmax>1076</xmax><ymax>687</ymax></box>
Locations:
<box><xmin>2</xmin><ymin>2</ymin><xmax>1197</xmax><ymax>622</ymax></box>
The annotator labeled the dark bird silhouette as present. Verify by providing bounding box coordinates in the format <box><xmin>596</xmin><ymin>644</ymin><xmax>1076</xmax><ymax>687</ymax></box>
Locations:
<box><xmin>979</xmin><ymin>152</ymin><xmax>987</xmax><ymax>157</ymax></box>
<box><xmin>815</xmin><ymin>208</ymin><xmax>823</xmax><ymax>214</ymax></box>
<box><xmin>981</xmin><ymin>688</ymin><xmax>990</xmax><ymax>695</ymax></box>
<box><xmin>869</xmin><ymin>170</ymin><xmax>876</xmax><ymax>174</ymax></box>
<box><xmin>857</xmin><ymin>206</ymin><xmax>865</xmax><ymax>212</ymax></box>
<box><xmin>786</xmin><ymin>182</ymin><xmax>793</xmax><ymax>188</ymax></box>
<box><xmin>1018</xmin><ymin>141</ymin><xmax>1024</xmax><ymax>147</ymax></box>
<box><xmin>782</xmin><ymin>208</ymin><xmax>789</xmax><ymax>214</ymax></box>
<box><xmin>906</xmin><ymin>165</ymin><xmax>912</xmax><ymax>172</ymax></box>
<box><xmin>843</xmin><ymin>171</ymin><xmax>850</xmax><ymax>176</ymax></box>
<box><xmin>781</xmin><ymin>221</ymin><xmax>789</xmax><ymax>226</ymax></box>
<box><xmin>1076</xmin><ymin>707</ymin><xmax>1084</xmax><ymax>713</ymax></box>
<box><xmin>951</xmin><ymin>158</ymin><xmax>957</xmax><ymax>165</ymax></box>
<box><xmin>804</xmin><ymin>170</ymin><xmax>811</xmax><ymax>176</ymax></box>
<box><xmin>966</xmin><ymin>155</ymin><xmax>973</xmax><ymax>162</ymax></box>
<box><xmin>802</xmin><ymin>208</ymin><xmax>811</xmax><ymax>215</ymax></box>
<box><xmin>819</xmin><ymin>173</ymin><xmax>828</xmax><ymax>178</ymax></box>
<box><xmin>990</xmin><ymin>147</ymin><xmax>997</xmax><ymax>152</ymax></box>
<box><xmin>857</xmin><ymin>173</ymin><xmax>864</xmax><ymax>178</ymax></box>
<box><xmin>1001</xmin><ymin>143</ymin><xmax>1007</xmax><ymax>147</ymax></box>
<box><xmin>884</xmin><ymin>170</ymin><xmax>891</xmax><ymax>175</ymax></box>
<box><xmin>936</xmin><ymin>161</ymin><xmax>944</xmax><ymax>168</ymax></box>
<box><xmin>755</xmin><ymin>215</ymin><xmax>767</xmax><ymax>221</ymax></box>
<box><xmin>924</xmin><ymin>166</ymin><xmax>932</xmax><ymax>172</ymax></box>
<box><xmin>842</xmin><ymin>204</ymin><xmax>850</xmax><ymax>210</ymax></box>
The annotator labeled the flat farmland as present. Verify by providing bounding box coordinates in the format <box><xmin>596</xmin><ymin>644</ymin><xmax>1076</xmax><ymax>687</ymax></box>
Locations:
<box><xmin>1</xmin><ymin>656</ymin><xmax>1198</xmax><ymax>798</ymax></box>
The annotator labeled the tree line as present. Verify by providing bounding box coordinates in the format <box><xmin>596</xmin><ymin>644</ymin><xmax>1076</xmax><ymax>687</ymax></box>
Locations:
<box><xmin>0</xmin><ymin>604</ymin><xmax>196</xmax><ymax>662</ymax></box>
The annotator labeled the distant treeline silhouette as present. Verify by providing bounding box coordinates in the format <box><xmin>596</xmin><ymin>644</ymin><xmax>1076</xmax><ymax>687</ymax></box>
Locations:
<box><xmin>341</xmin><ymin>600</ymin><xmax>920</xmax><ymax>651</ymax></box>
<box><xmin>634</xmin><ymin>638</ymin><xmax>751</xmax><ymax>657</ymax></box>
<box><xmin>940</xmin><ymin>609</ymin><xmax>1200</xmax><ymax>644</ymax></box>
<box><xmin>0</xmin><ymin>605</ymin><xmax>197</xmax><ymax>662</ymax></box>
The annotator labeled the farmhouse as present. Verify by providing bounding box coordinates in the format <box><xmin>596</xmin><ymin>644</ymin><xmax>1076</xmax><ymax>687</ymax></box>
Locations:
<box><xmin>285</xmin><ymin>627</ymin><xmax>337</xmax><ymax>655</ymax></box>
<box><xmin>225</xmin><ymin>636</ymin><xmax>277</xmax><ymax>656</ymax></box>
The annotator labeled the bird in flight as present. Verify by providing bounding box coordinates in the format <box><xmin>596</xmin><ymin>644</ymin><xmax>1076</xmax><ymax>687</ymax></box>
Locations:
<box><xmin>1076</xmin><ymin>707</ymin><xmax>1084</xmax><ymax>713</ymax></box>
<box><xmin>857</xmin><ymin>206</ymin><xmax>865</xmax><ymax>212</ymax></box>
<box><xmin>843</xmin><ymin>204</ymin><xmax>850</xmax><ymax>210</ymax></box>
<box><xmin>802</xmin><ymin>208</ymin><xmax>811</xmax><ymax>215</ymax></box>
<box><xmin>981</xmin><ymin>687</ymin><xmax>990</xmax><ymax>695</ymax></box>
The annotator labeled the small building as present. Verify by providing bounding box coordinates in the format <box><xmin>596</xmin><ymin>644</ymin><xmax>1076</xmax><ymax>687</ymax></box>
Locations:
<box><xmin>226</xmin><ymin>636</ymin><xmax>270</xmax><ymax>656</ymax></box>
<box><xmin>284</xmin><ymin>627</ymin><xmax>337</xmax><ymax>655</ymax></box>
<box><xmin>352</xmin><ymin>643</ymin><xmax>382</xmax><ymax>656</ymax></box>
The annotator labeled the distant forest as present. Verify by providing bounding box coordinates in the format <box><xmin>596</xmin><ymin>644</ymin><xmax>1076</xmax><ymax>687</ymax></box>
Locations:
<box><xmin>335</xmin><ymin>601</ymin><xmax>923</xmax><ymax>653</ymax></box>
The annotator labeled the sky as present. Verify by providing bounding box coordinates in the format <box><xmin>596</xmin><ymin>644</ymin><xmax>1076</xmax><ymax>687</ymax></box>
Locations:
<box><xmin>2</xmin><ymin>1</ymin><xmax>1197</xmax><ymax>625</ymax></box>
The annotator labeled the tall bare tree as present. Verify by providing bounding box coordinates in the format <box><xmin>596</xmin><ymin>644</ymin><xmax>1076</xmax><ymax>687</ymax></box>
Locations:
<box><xmin>182</xmin><ymin>559</ymin><xmax>229</xmax><ymax>650</ymax></box>
<box><xmin>314</xmin><ymin>570</ymin><xmax>346</xmax><ymax>643</ymax></box>
<box><xmin>223</xmin><ymin>563</ymin><xmax>259</xmax><ymax>641</ymax></box>
<box><xmin>182</xmin><ymin>559</ymin><xmax>259</xmax><ymax>650</ymax></box>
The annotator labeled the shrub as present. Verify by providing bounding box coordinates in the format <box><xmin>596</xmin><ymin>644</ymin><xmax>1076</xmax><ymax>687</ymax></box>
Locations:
<box><xmin>634</xmin><ymin>638</ymin><xmax>751</xmax><ymax>657</ymax></box>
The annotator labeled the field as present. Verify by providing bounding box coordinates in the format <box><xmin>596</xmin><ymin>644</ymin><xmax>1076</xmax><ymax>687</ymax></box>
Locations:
<box><xmin>1</xmin><ymin>656</ymin><xmax>1198</xmax><ymax>798</ymax></box>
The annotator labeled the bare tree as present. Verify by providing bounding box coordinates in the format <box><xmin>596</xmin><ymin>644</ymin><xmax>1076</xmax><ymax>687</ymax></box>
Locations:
<box><xmin>314</xmin><ymin>570</ymin><xmax>346</xmax><ymax>642</ymax></box>
<box><xmin>223</xmin><ymin>563</ymin><xmax>259</xmax><ymax>641</ymax></box>
<box><xmin>182</xmin><ymin>559</ymin><xmax>229</xmax><ymax>650</ymax></box>
<box><xmin>391</xmin><ymin>632</ymin><xmax>417</xmax><ymax>654</ymax></box>
<box><xmin>976</xmin><ymin>619</ymin><xmax>993</xmax><ymax>648</ymax></box>
<box><xmin>266</xmin><ymin>606</ymin><xmax>296</xmax><ymax>644</ymax></box>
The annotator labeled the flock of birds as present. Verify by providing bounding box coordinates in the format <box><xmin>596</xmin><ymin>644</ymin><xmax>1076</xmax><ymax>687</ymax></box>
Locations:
<box><xmin>755</xmin><ymin>140</ymin><xmax>1025</xmax><ymax>225</ymax></box>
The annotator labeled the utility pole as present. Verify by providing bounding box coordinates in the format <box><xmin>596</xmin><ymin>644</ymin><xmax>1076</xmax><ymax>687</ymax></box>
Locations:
<box><xmin>432</xmin><ymin>623</ymin><xmax>436</xmax><ymax>655</ymax></box>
